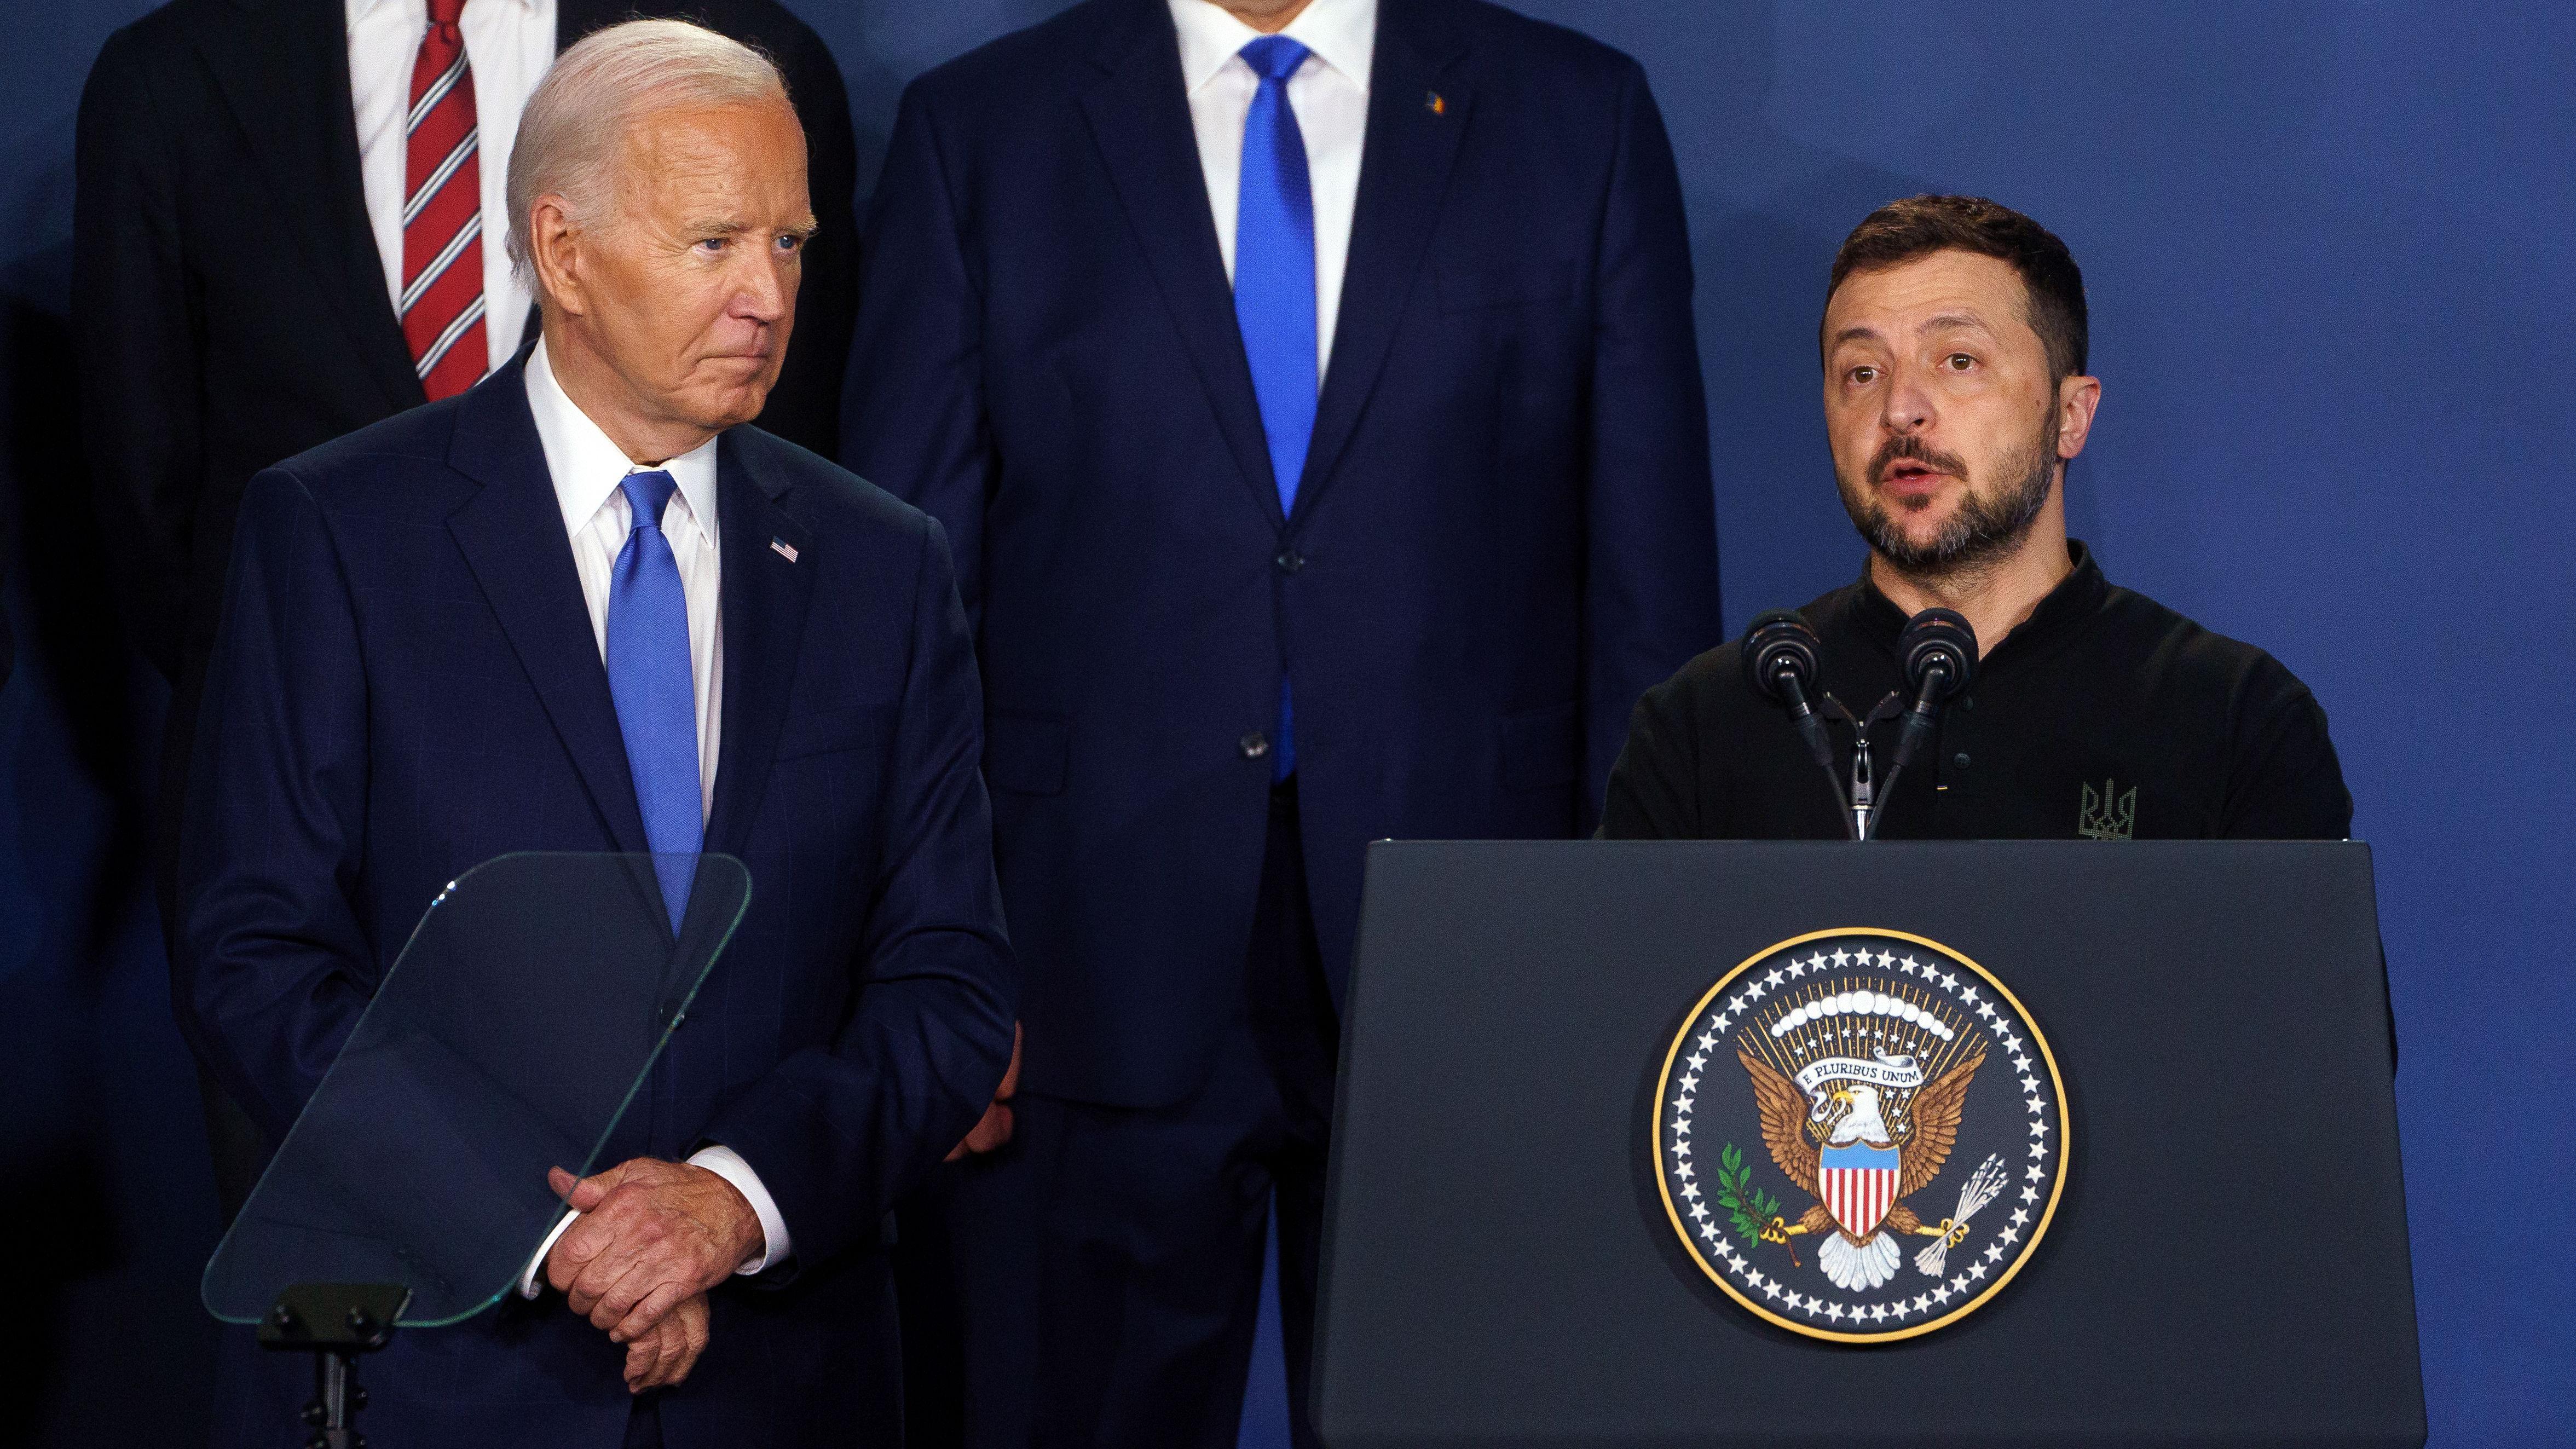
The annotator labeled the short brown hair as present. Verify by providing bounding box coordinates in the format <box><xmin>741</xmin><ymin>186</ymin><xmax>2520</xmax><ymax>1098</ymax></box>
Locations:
<box><xmin>1827</xmin><ymin>195</ymin><xmax>2088</xmax><ymax>382</ymax></box>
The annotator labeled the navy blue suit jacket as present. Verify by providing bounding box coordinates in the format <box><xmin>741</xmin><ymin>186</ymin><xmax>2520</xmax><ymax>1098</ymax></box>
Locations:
<box><xmin>844</xmin><ymin>0</ymin><xmax>1718</xmax><ymax>1108</ymax></box>
<box><xmin>176</xmin><ymin>359</ymin><xmax>1016</xmax><ymax>1446</ymax></box>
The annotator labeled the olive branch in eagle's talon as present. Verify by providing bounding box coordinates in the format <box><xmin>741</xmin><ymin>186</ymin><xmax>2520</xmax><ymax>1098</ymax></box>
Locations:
<box><xmin>1714</xmin><ymin>1142</ymin><xmax>1798</xmax><ymax>1267</ymax></box>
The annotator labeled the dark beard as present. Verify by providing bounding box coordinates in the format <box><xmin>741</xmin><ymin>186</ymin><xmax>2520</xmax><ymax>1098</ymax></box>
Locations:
<box><xmin>1840</xmin><ymin>409</ymin><xmax>2058</xmax><ymax>578</ymax></box>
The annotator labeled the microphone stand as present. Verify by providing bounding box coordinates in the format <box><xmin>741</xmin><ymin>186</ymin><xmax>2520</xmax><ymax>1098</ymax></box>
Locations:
<box><xmin>1862</xmin><ymin>660</ymin><xmax>1951</xmax><ymax>841</ymax></box>
<box><xmin>1743</xmin><ymin>611</ymin><xmax>1859</xmax><ymax>842</ymax></box>
<box><xmin>1863</xmin><ymin>606</ymin><xmax>1978</xmax><ymax>840</ymax></box>
<box><xmin>1770</xmin><ymin>661</ymin><xmax>1861</xmax><ymax>842</ymax></box>
<box><xmin>1828</xmin><ymin>692</ymin><xmax>1907</xmax><ymax>841</ymax></box>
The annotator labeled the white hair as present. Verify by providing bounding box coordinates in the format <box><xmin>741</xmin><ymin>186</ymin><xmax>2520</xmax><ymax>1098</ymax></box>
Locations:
<box><xmin>504</xmin><ymin>19</ymin><xmax>792</xmax><ymax>279</ymax></box>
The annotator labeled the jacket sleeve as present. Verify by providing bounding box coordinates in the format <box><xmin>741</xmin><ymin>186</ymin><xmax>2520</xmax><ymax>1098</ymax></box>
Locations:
<box><xmin>1596</xmin><ymin>673</ymin><xmax>1708</xmax><ymax>840</ymax></box>
<box><xmin>74</xmin><ymin>24</ymin><xmax>201</xmax><ymax>679</ymax></box>
<box><xmin>2221</xmin><ymin>675</ymin><xmax>2355</xmax><ymax>841</ymax></box>
<box><xmin>701</xmin><ymin>515</ymin><xmax>1016</xmax><ymax>1271</ymax></box>
<box><xmin>174</xmin><ymin>468</ymin><xmax>378</xmax><ymax>1143</ymax></box>
<box><xmin>1579</xmin><ymin>57</ymin><xmax>1722</xmax><ymax>832</ymax></box>
<box><xmin>840</xmin><ymin>81</ymin><xmax>996</xmax><ymax>626</ymax></box>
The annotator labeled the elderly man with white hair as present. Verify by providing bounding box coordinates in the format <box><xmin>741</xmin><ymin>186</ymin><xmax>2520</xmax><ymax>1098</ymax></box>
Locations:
<box><xmin>176</xmin><ymin>21</ymin><xmax>1016</xmax><ymax>1446</ymax></box>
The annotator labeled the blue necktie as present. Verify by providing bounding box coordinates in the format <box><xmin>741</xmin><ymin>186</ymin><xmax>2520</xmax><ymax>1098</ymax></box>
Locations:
<box><xmin>1235</xmin><ymin>35</ymin><xmax>1315</xmax><ymax>781</ymax></box>
<box><xmin>606</xmin><ymin>470</ymin><xmax>703</xmax><ymax>932</ymax></box>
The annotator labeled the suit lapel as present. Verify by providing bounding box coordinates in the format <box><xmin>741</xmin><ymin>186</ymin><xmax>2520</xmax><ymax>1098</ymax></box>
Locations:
<box><xmin>1293</xmin><ymin>4</ymin><xmax>1472</xmax><ymax>523</ymax></box>
<box><xmin>204</xmin><ymin>0</ymin><xmax>425</xmax><ymax>416</ymax></box>
<box><xmin>1079</xmin><ymin>1</ymin><xmax>1286</xmax><ymax>528</ymax></box>
<box><xmin>703</xmin><ymin>435</ymin><xmax>817</xmax><ymax>858</ymax></box>
<box><xmin>444</xmin><ymin>363</ymin><xmax>652</xmax><ymax>855</ymax></box>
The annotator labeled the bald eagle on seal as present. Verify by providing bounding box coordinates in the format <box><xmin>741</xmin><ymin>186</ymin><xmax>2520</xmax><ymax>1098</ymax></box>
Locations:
<box><xmin>1739</xmin><ymin>1048</ymin><xmax>1985</xmax><ymax>1291</ymax></box>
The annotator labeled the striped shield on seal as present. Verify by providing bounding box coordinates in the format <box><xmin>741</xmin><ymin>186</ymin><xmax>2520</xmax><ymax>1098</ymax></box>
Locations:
<box><xmin>1818</xmin><ymin>1141</ymin><xmax>1903</xmax><ymax>1238</ymax></box>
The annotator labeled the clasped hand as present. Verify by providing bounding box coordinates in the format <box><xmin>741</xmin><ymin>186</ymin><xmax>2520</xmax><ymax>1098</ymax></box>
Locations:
<box><xmin>946</xmin><ymin>1023</ymin><xmax>1023</xmax><ymax>1161</ymax></box>
<box><xmin>542</xmin><ymin>1158</ymin><xmax>763</xmax><ymax>1393</ymax></box>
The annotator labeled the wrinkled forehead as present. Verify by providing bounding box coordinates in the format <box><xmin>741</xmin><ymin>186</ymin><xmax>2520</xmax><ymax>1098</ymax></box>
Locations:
<box><xmin>610</xmin><ymin>98</ymin><xmax>811</xmax><ymax>218</ymax></box>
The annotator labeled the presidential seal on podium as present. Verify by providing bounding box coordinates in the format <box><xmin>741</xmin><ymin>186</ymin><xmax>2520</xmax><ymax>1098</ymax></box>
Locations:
<box><xmin>1652</xmin><ymin>928</ymin><xmax>2068</xmax><ymax>1343</ymax></box>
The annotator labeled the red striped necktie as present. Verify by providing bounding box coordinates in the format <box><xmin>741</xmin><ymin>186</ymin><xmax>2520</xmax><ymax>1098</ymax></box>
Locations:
<box><xmin>401</xmin><ymin>0</ymin><xmax>486</xmax><ymax>401</ymax></box>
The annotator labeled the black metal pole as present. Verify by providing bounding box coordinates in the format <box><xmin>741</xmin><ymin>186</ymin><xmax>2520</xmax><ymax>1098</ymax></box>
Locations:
<box><xmin>299</xmin><ymin>1346</ymin><xmax>373</xmax><ymax>1449</ymax></box>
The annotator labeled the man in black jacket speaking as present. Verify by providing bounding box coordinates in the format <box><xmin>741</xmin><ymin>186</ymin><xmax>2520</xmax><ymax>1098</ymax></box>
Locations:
<box><xmin>1602</xmin><ymin>195</ymin><xmax>2352</xmax><ymax>844</ymax></box>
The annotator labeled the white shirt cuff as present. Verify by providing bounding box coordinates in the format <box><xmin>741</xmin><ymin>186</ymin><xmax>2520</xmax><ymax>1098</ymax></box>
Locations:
<box><xmin>517</xmin><ymin>1208</ymin><xmax>580</xmax><ymax>1300</ymax></box>
<box><xmin>512</xmin><ymin>1148</ymin><xmax>786</xmax><ymax>1301</ymax></box>
<box><xmin>688</xmin><ymin>1144</ymin><xmax>789</xmax><ymax>1275</ymax></box>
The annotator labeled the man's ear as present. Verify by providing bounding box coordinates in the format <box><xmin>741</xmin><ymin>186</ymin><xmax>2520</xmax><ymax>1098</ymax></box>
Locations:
<box><xmin>2055</xmin><ymin>373</ymin><xmax>2103</xmax><ymax>461</ymax></box>
<box><xmin>527</xmin><ymin>195</ymin><xmax>587</xmax><ymax>318</ymax></box>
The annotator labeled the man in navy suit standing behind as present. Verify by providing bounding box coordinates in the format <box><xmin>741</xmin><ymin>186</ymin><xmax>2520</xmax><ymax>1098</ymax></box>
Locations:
<box><xmin>178</xmin><ymin>21</ymin><xmax>1015</xmax><ymax>1445</ymax></box>
<box><xmin>845</xmin><ymin>0</ymin><xmax>1717</xmax><ymax>1442</ymax></box>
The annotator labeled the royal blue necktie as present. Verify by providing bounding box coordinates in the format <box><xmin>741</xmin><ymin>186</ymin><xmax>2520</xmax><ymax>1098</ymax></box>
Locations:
<box><xmin>1234</xmin><ymin>35</ymin><xmax>1316</xmax><ymax>781</ymax></box>
<box><xmin>606</xmin><ymin>469</ymin><xmax>702</xmax><ymax>932</ymax></box>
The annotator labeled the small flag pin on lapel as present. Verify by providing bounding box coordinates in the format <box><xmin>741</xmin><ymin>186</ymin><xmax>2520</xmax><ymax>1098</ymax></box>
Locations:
<box><xmin>770</xmin><ymin>537</ymin><xmax>799</xmax><ymax>563</ymax></box>
<box><xmin>1426</xmin><ymin>91</ymin><xmax>1446</xmax><ymax>116</ymax></box>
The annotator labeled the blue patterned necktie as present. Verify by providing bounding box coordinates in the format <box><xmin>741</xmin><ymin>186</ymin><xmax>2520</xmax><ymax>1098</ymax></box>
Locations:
<box><xmin>1234</xmin><ymin>34</ymin><xmax>1315</xmax><ymax>781</ymax></box>
<box><xmin>605</xmin><ymin>469</ymin><xmax>703</xmax><ymax>932</ymax></box>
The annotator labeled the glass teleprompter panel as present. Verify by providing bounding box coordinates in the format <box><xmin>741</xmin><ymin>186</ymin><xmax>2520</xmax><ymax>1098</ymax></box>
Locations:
<box><xmin>202</xmin><ymin>851</ymin><xmax>750</xmax><ymax>1327</ymax></box>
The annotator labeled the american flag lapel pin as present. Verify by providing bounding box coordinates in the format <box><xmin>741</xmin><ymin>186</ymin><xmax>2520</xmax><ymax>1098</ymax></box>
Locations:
<box><xmin>770</xmin><ymin>537</ymin><xmax>799</xmax><ymax>563</ymax></box>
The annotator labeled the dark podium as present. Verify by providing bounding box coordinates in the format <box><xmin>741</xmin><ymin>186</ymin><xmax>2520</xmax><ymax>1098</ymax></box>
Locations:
<box><xmin>1312</xmin><ymin>841</ymin><xmax>2424</xmax><ymax>1448</ymax></box>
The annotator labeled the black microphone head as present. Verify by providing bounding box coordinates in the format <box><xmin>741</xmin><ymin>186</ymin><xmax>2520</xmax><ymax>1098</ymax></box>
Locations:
<box><xmin>1741</xmin><ymin>609</ymin><xmax>1822</xmax><ymax>705</ymax></box>
<box><xmin>1899</xmin><ymin>608</ymin><xmax>1977</xmax><ymax>701</ymax></box>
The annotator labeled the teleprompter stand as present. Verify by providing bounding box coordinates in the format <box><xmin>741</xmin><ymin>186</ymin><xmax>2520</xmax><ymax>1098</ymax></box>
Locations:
<box><xmin>256</xmin><ymin>1283</ymin><xmax>409</xmax><ymax>1449</ymax></box>
<box><xmin>1312</xmin><ymin>840</ymin><xmax>2424</xmax><ymax>1448</ymax></box>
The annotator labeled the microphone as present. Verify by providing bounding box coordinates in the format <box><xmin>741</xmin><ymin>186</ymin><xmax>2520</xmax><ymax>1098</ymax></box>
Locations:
<box><xmin>1741</xmin><ymin>610</ymin><xmax>1856</xmax><ymax>838</ymax></box>
<box><xmin>1868</xmin><ymin>608</ymin><xmax>1978</xmax><ymax>839</ymax></box>
<box><xmin>1741</xmin><ymin>610</ymin><xmax>1834</xmax><ymax>771</ymax></box>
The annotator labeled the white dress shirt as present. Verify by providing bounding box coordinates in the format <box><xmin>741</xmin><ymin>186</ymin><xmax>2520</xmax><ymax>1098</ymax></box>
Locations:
<box><xmin>515</xmin><ymin>339</ymin><xmax>791</xmax><ymax>1295</ymax></box>
<box><xmin>525</xmin><ymin>340</ymin><xmax>724</xmax><ymax>822</ymax></box>
<box><xmin>1168</xmin><ymin>0</ymin><xmax>1375</xmax><ymax>377</ymax></box>
<box><xmin>347</xmin><ymin>0</ymin><xmax>553</xmax><ymax>371</ymax></box>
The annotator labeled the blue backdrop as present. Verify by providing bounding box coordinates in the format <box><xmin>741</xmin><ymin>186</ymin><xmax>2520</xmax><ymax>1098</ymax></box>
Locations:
<box><xmin>4</xmin><ymin>2</ymin><xmax>2567</xmax><ymax>1444</ymax></box>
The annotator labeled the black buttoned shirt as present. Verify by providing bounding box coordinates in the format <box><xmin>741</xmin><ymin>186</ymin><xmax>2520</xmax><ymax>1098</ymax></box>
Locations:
<box><xmin>1599</xmin><ymin>544</ymin><xmax>2353</xmax><ymax>841</ymax></box>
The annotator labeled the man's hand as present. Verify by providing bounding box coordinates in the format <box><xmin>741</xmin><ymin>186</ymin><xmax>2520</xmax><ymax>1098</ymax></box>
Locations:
<box><xmin>622</xmin><ymin>1292</ymin><xmax>710</xmax><ymax>1393</ymax></box>
<box><xmin>544</xmin><ymin>1158</ymin><xmax>763</xmax><ymax>1347</ymax></box>
<box><xmin>947</xmin><ymin>1023</ymin><xmax>1023</xmax><ymax>1161</ymax></box>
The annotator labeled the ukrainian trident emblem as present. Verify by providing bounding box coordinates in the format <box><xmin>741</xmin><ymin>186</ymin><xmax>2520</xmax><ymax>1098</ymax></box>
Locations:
<box><xmin>2079</xmin><ymin>779</ymin><xmax>2136</xmax><ymax>840</ymax></box>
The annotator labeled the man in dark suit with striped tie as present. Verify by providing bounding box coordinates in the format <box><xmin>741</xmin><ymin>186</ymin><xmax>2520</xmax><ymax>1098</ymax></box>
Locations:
<box><xmin>844</xmin><ymin>0</ymin><xmax>1720</xmax><ymax>1442</ymax></box>
<box><xmin>177</xmin><ymin>22</ymin><xmax>1014</xmax><ymax>1445</ymax></box>
<box><xmin>72</xmin><ymin>0</ymin><xmax>864</xmax><ymax>1221</ymax></box>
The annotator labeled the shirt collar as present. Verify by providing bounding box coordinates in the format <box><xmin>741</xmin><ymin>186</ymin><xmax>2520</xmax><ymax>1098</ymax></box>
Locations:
<box><xmin>1168</xmin><ymin>0</ymin><xmax>1377</xmax><ymax>95</ymax></box>
<box><xmin>524</xmin><ymin>338</ymin><xmax>721</xmax><ymax>547</ymax></box>
<box><xmin>1852</xmin><ymin>540</ymin><xmax>2110</xmax><ymax>662</ymax></box>
<box><xmin>347</xmin><ymin>0</ymin><xmax>542</xmax><ymax>25</ymax></box>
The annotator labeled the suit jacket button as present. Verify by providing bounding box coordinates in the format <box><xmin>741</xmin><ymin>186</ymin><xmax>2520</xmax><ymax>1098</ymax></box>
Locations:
<box><xmin>1240</xmin><ymin>732</ymin><xmax>1271</xmax><ymax>760</ymax></box>
<box><xmin>1274</xmin><ymin>549</ymin><xmax>1304</xmax><ymax>573</ymax></box>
